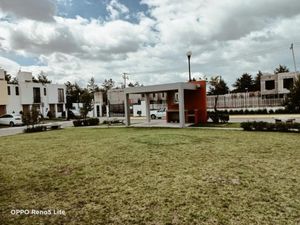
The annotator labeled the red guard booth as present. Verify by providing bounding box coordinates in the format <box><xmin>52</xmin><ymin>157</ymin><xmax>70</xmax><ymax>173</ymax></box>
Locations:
<box><xmin>166</xmin><ymin>80</ymin><xmax>207</xmax><ymax>124</ymax></box>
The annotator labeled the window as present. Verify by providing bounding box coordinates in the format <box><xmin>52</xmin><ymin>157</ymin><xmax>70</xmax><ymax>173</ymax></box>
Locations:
<box><xmin>153</xmin><ymin>93</ymin><xmax>156</xmax><ymax>98</ymax></box>
<box><xmin>162</xmin><ymin>93</ymin><xmax>165</xmax><ymax>98</ymax></box>
<box><xmin>57</xmin><ymin>104</ymin><xmax>63</xmax><ymax>112</ymax></box>
<box><xmin>7</xmin><ymin>86</ymin><xmax>11</xmax><ymax>95</ymax></box>
<box><xmin>265</xmin><ymin>80</ymin><xmax>275</xmax><ymax>90</ymax></box>
<box><xmin>58</xmin><ymin>88</ymin><xmax>64</xmax><ymax>103</ymax></box>
<box><xmin>0</xmin><ymin>114</ymin><xmax>13</xmax><ymax>118</ymax></box>
<box><xmin>283</xmin><ymin>78</ymin><xmax>293</xmax><ymax>89</ymax></box>
<box><xmin>44</xmin><ymin>88</ymin><xmax>47</xmax><ymax>96</ymax></box>
<box><xmin>33</xmin><ymin>87</ymin><xmax>41</xmax><ymax>103</ymax></box>
<box><xmin>15</xmin><ymin>86</ymin><xmax>19</xmax><ymax>96</ymax></box>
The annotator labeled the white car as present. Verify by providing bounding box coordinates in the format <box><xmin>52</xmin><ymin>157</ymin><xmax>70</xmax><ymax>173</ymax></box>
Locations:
<box><xmin>150</xmin><ymin>108</ymin><xmax>166</xmax><ymax>119</ymax></box>
<box><xmin>0</xmin><ymin>114</ymin><xmax>23</xmax><ymax>127</ymax></box>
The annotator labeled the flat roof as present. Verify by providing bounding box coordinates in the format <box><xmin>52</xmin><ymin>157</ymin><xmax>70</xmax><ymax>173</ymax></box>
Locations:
<box><xmin>124</xmin><ymin>82</ymin><xmax>199</xmax><ymax>94</ymax></box>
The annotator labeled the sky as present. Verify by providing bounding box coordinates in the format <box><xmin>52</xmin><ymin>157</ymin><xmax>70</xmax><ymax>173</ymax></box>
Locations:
<box><xmin>0</xmin><ymin>0</ymin><xmax>300</xmax><ymax>88</ymax></box>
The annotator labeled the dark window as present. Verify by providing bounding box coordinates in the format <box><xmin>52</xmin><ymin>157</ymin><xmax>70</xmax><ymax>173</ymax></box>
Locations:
<box><xmin>141</xmin><ymin>94</ymin><xmax>145</xmax><ymax>98</ymax></box>
<box><xmin>44</xmin><ymin>88</ymin><xmax>47</xmax><ymax>96</ymax></box>
<box><xmin>57</xmin><ymin>104</ymin><xmax>63</xmax><ymax>112</ymax></box>
<box><xmin>153</xmin><ymin>93</ymin><xmax>156</xmax><ymax>98</ymax></box>
<box><xmin>7</xmin><ymin>86</ymin><xmax>11</xmax><ymax>95</ymax></box>
<box><xmin>265</xmin><ymin>80</ymin><xmax>275</xmax><ymax>90</ymax></box>
<box><xmin>0</xmin><ymin>114</ymin><xmax>13</xmax><ymax>118</ymax></box>
<box><xmin>162</xmin><ymin>93</ymin><xmax>165</xmax><ymax>97</ymax></box>
<box><xmin>283</xmin><ymin>78</ymin><xmax>293</xmax><ymax>89</ymax></box>
<box><xmin>58</xmin><ymin>88</ymin><xmax>64</xmax><ymax>103</ymax></box>
<box><xmin>33</xmin><ymin>87</ymin><xmax>41</xmax><ymax>103</ymax></box>
<box><xmin>15</xmin><ymin>86</ymin><xmax>19</xmax><ymax>95</ymax></box>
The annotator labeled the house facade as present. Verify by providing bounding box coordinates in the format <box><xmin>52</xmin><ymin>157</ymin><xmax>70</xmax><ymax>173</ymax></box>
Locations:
<box><xmin>1</xmin><ymin>69</ymin><xmax>66</xmax><ymax>118</ymax></box>
<box><xmin>0</xmin><ymin>69</ymin><xmax>9</xmax><ymax>115</ymax></box>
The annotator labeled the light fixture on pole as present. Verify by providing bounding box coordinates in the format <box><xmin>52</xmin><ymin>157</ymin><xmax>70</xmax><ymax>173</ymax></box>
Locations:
<box><xmin>186</xmin><ymin>51</ymin><xmax>192</xmax><ymax>81</ymax></box>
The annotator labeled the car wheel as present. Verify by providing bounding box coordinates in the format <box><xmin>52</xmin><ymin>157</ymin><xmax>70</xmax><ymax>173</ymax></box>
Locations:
<box><xmin>151</xmin><ymin>114</ymin><xmax>156</xmax><ymax>119</ymax></box>
<box><xmin>9</xmin><ymin>121</ymin><xmax>14</xmax><ymax>127</ymax></box>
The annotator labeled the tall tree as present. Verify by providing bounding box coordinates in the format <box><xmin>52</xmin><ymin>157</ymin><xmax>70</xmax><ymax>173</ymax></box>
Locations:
<box><xmin>65</xmin><ymin>82</ymin><xmax>83</xmax><ymax>116</ymax></box>
<box><xmin>80</xmin><ymin>89</ymin><xmax>94</xmax><ymax>119</ymax></box>
<box><xmin>102</xmin><ymin>78</ymin><xmax>115</xmax><ymax>91</ymax></box>
<box><xmin>37</xmin><ymin>71</ymin><xmax>51</xmax><ymax>84</ymax></box>
<box><xmin>285</xmin><ymin>75</ymin><xmax>300</xmax><ymax>112</ymax></box>
<box><xmin>87</xmin><ymin>77</ymin><xmax>99</xmax><ymax>93</ymax></box>
<box><xmin>232</xmin><ymin>73</ymin><xmax>255</xmax><ymax>92</ymax></box>
<box><xmin>254</xmin><ymin>71</ymin><xmax>263</xmax><ymax>91</ymax></box>
<box><xmin>274</xmin><ymin>65</ymin><xmax>289</xmax><ymax>74</ymax></box>
<box><xmin>208</xmin><ymin>76</ymin><xmax>229</xmax><ymax>111</ymax></box>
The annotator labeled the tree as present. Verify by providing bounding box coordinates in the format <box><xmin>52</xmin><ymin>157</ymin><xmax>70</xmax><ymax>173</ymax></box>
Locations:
<box><xmin>65</xmin><ymin>81</ymin><xmax>83</xmax><ymax>118</ymax></box>
<box><xmin>128</xmin><ymin>81</ymin><xmax>142</xmax><ymax>87</ymax></box>
<box><xmin>232</xmin><ymin>73</ymin><xmax>255</xmax><ymax>92</ymax></box>
<box><xmin>274</xmin><ymin>65</ymin><xmax>289</xmax><ymax>74</ymax></box>
<box><xmin>102</xmin><ymin>78</ymin><xmax>115</xmax><ymax>104</ymax></box>
<box><xmin>4</xmin><ymin>73</ymin><xmax>11</xmax><ymax>82</ymax></box>
<box><xmin>102</xmin><ymin>78</ymin><xmax>115</xmax><ymax>91</ymax></box>
<box><xmin>253</xmin><ymin>71</ymin><xmax>263</xmax><ymax>91</ymax></box>
<box><xmin>208</xmin><ymin>76</ymin><xmax>229</xmax><ymax>111</ymax></box>
<box><xmin>87</xmin><ymin>77</ymin><xmax>99</xmax><ymax>93</ymax></box>
<box><xmin>37</xmin><ymin>71</ymin><xmax>51</xmax><ymax>84</ymax></box>
<box><xmin>80</xmin><ymin>89</ymin><xmax>93</xmax><ymax>119</ymax></box>
<box><xmin>285</xmin><ymin>75</ymin><xmax>300</xmax><ymax>112</ymax></box>
<box><xmin>22</xmin><ymin>107</ymin><xmax>40</xmax><ymax>128</ymax></box>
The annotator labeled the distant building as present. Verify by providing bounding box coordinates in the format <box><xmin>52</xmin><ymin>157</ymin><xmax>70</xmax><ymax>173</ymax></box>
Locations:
<box><xmin>260</xmin><ymin>72</ymin><xmax>299</xmax><ymax>99</ymax></box>
<box><xmin>0</xmin><ymin>69</ymin><xmax>66</xmax><ymax>118</ymax></box>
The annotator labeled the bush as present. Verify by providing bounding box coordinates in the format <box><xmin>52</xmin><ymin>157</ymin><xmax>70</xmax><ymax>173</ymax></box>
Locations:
<box><xmin>73</xmin><ymin>118</ymin><xmax>100</xmax><ymax>127</ymax></box>
<box><xmin>240</xmin><ymin>121</ymin><xmax>300</xmax><ymax>132</ymax></box>
<box><xmin>24</xmin><ymin>126</ymin><xmax>47</xmax><ymax>133</ymax></box>
<box><xmin>208</xmin><ymin>111</ymin><xmax>230</xmax><ymax>123</ymax></box>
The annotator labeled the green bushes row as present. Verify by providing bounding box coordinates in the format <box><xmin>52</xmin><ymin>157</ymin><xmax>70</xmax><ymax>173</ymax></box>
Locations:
<box><xmin>73</xmin><ymin>118</ymin><xmax>100</xmax><ymax>127</ymax></box>
<box><xmin>216</xmin><ymin>108</ymin><xmax>297</xmax><ymax>115</ymax></box>
<box><xmin>241</xmin><ymin>121</ymin><xmax>300</xmax><ymax>132</ymax></box>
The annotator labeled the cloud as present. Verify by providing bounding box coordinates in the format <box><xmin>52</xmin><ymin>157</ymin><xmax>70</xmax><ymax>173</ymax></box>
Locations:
<box><xmin>1</xmin><ymin>0</ymin><xmax>300</xmax><ymax>88</ymax></box>
<box><xmin>106</xmin><ymin>0</ymin><xmax>129</xmax><ymax>20</ymax></box>
<box><xmin>0</xmin><ymin>0</ymin><xmax>56</xmax><ymax>22</ymax></box>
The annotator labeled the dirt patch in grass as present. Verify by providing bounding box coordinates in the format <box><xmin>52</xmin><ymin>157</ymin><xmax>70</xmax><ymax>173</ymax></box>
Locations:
<box><xmin>0</xmin><ymin>128</ymin><xmax>300</xmax><ymax>224</ymax></box>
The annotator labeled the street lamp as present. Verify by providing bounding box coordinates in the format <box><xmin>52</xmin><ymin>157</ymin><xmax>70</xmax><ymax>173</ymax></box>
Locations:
<box><xmin>186</xmin><ymin>51</ymin><xmax>192</xmax><ymax>82</ymax></box>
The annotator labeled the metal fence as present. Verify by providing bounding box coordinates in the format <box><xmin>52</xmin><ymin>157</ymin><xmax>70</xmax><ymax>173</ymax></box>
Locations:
<box><xmin>207</xmin><ymin>93</ymin><xmax>285</xmax><ymax>109</ymax></box>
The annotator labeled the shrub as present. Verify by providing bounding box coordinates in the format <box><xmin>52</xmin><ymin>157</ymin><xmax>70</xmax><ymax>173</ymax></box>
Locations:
<box><xmin>73</xmin><ymin>118</ymin><xmax>100</xmax><ymax>127</ymax></box>
<box><xmin>240</xmin><ymin>121</ymin><xmax>300</xmax><ymax>132</ymax></box>
<box><xmin>208</xmin><ymin>111</ymin><xmax>230</xmax><ymax>123</ymax></box>
<box><xmin>24</xmin><ymin>126</ymin><xmax>47</xmax><ymax>133</ymax></box>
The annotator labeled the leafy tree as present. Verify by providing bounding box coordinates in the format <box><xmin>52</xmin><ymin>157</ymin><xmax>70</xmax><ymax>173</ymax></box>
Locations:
<box><xmin>87</xmin><ymin>77</ymin><xmax>100</xmax><ymax>93</ymax></box>
<box><xmin>285</xmin><ymin>75</ymin><xmax>300</xmax><ymax>112</ymax></box>
<box><xmin>232</xmin><ymin>73</ymin><xmax>255</xmax><ymax>92</ymax></box>
<box><xmin>102</xmin><ymin>78</ymin><xmax>115</xmax><ymax>104</ymax></box>
<box><xmin>80</xmin><ymin>89</ymin><xmax>93</xmax><ymax>118</ymax></box>
<box><xmin>32</xmin><ymin>76</ymin><xmax>39</xmax><ymax>83</ymax></box>
<box><xmin>4</xmin><ymin>73</ymin><xmax>11</xmax><ymax>82</ymax></box>
<box><xmin>22</xmin><ymin>107</ymin><xmax>40</xmax><ymax>128</ymax></box>
<box><xmin>65</xmin><ymin>82</ymin><xmax>83</xmax><ymax>118</ymax></box>
<box><xmin>128</xmin><ymin>81</ymin><xmax>142</xmax><ymax>87</ymax></box>
<box><xmin>37</xmin><ymin>71</ymin><xmax>51</xmax><ymax>84</ymax></box>
<box><xmin>208</xmin><ymin>76</ymin><xmax>229</xmax><ymax>111</ymax></box>
<box><xmin>253</xmin><ymin>71</ymin><xmax>263</xmax><ymax>91</ymax></box>
<box><xmin>102</xmin><ymin>78</ymin><xmax>115</xmax><ymax>91</ymax></box>
<box><xmin>274</xmin><ymin>65</ymin><xmax>289</xmax><ymax>74</ymax></box>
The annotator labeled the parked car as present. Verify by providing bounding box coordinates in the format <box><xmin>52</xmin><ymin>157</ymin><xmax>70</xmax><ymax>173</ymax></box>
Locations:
<box><xmin>150</xmin><ymin>108</ymin><xmax>166</xmax><ymax>119</ymax></box>
<box><xmin>0</xmin><ymin>114</ymin><xmax>23</xmax><ymax>126</ymax></box>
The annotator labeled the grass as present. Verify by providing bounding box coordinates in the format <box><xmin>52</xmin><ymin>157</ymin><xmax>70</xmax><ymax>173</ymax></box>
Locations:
<box><xmin>193</xmin><ymin>122</ymin><xmax>241</xmax><ymax>128</ymax></box>
<box><xmin>0</xmin><ymin>127</ymin><xmax>300</xmax><ymax>225</ymax></box>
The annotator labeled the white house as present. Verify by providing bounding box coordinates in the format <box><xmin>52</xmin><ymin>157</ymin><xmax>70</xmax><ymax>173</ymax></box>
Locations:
<box><xmin>1</xmin><ymin>69</ymin><xmax>66</xmax><ymax>118</ymax></box>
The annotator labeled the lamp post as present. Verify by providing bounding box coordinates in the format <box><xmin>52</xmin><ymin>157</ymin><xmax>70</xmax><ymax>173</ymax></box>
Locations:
<box><xmin>186</xmin><ymin>51</ymin><xmax>192</xmax><ymax>81</ymax></box>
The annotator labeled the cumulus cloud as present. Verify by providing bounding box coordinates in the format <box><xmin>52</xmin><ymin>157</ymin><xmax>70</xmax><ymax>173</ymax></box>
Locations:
<box><xmin>0</xmin><ymin>0</ymin><xmax>56</xmax><ymax>22</ymax></box>
<box><xmin>106</xmin><ymin>0</ymin><xmax>129</xmax><ymax>20</ymax></box>
<box><xmin>0</xmin><ymin>0</ymin><xmax>300</xmax><ymax>86</ymax></box>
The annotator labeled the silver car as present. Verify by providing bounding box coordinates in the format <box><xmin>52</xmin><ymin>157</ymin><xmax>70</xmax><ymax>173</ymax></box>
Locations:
<box><xmin>0</xmin><ymin>114</ymin><xmax>23</xmax><ymax>127</ymax></box>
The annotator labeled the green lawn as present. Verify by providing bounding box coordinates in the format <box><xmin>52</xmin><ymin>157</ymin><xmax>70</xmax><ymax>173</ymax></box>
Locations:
<box><xmin>0</xmin><ymin>128</ymin><xmax>300</xmax><ymax>225</ymax></box>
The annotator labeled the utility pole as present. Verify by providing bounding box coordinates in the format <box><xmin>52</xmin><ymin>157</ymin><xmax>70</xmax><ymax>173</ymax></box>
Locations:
<box><xmin>122</xmin><ymin>73</ymin><xmax>129</xmax><ymax>88</ymax></box>
<box><xmin>290</xmin><ymin>43</ymin><xmax>297</xmax><ymax>72</ymax></box>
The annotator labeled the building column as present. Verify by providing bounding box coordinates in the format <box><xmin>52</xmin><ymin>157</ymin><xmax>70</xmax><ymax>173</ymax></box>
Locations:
<box><xmin>145</xmin><ymin>93</ymin><xmax>150</xmax><ymax>123</ymax></box>
<box><xmin>124</xmin><ymin>93</ymin><xmax>130</xmax><ymax>126</ymax></box>
<box><xmin>178</xmin><ymin>87</ymin><xmax>185</xmax><ymax>128</ymax></box>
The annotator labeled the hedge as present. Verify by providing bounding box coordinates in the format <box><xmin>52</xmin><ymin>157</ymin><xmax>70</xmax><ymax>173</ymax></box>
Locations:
<box><xmin>73</xmin><ymin>118</ymin><xmax>100</xmax><ymax>127</ymax></box>
<box><xmin>240</xmin><ymin>121</ymin><xmax>300</xmax><ymax>132</ymax></box>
